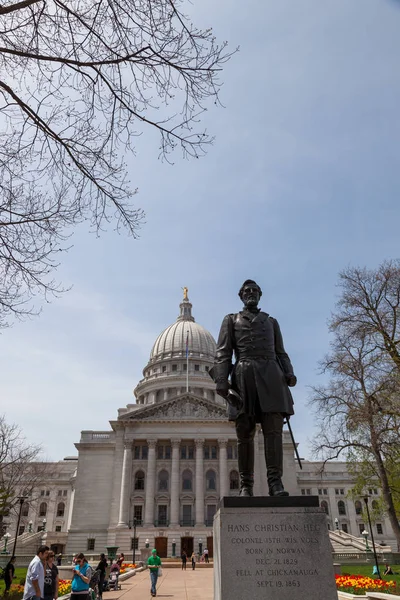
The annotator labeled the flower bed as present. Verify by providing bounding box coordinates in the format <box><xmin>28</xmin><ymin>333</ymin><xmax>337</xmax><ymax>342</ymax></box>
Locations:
<box><xmin>5</xmin><ymin>578</ymin><xmax>72</xmax><ymax>600</ymax></box>
<box><xmin>336</xmin><ymin>575</ymin><xmax>397</xmax><ymax>596</ymax></box>
<box><xmin>119</xmin><ymin>562</ymin><xmax>136</xmax><ymax>574</ymax></box>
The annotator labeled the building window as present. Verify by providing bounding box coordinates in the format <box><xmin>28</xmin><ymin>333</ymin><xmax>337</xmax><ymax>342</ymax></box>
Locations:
<box><xmin>46</xmin><ymin>490</ymin><xmax>50</xmax><ymax>496</ymax></box>
<box><xmin>39</xmin><ymin>502</ymin><xmax>47</xmax><ymax>517</ymax></box>
<box><xmin>377</xmin><ymin>524</ymin><xmax>383</xmax><ymax>535</ymax></box>
<box><xmin>87</xmin><ymin>538</ymin><xmax>95</xmax><ymax>551</ymax></box>
<box><xmin>131</xmin><ymin>537</ymin><xmax>139</xmax><ymax>550</ymax></box>
<box><xmin>335</xmin><ymin>489</ymin><xmax>339</xmax><ymax>495</ymax></box>
<box><xmin>182</xmin><ymin>469</ymin><xmax>193</xmax><ymax>491</ymax></box>
<box><xmin>165</xmin><ymin>446</ymin><xmax>171</xmax><ymax>459</ymax></box>
<box><xmin>340</xmin><ymin>489</ymin><xmax>344</xmax><ymax>495</ymax></box>
<box><xmin>182</xmin><ymin>505</ymin><xmax>192</xmax><ymax>526</ymax></box>
<box><xmin>157</xmin><ymin>505</ymin><xmax>168</xmax><ymax>526</ymax></box>
<box><xmin>181</xmin><ymin>446</ymin><xmax>187</xmax><ymax>459</ymax></box>
<box><xmin>57</xmin><ymin>502</ymin><xmax>65</xmax><ymax>517</ymax></box>
<box><xmin>301</xmin><ymin>489</ymin><xmax>305</xmax><ymax>496</ymax></box>
<box><xmin>206</xmin><ymin>470</ymin><xmax>216</xmax><ymax>491</ymax></box>
<box><xmin>21</xmin><ymin>503</ymin><xmax>29</xmax><ymax>517</ymax></box>
<box><xmin>55</xmin><ymin>526</ymin><xmax>62</xmax><ymax>532</ymax></box>
<box><xmin>204</xmin><ymin>444</ymin><xmax>218</xmax><ymax>460</ymax></box>
<box><xmin>373</xmin><ymin>489</ymin><xmax>378</xmax><ymax>495</ymax></box>
<box><xmin>183</xmin><ymin>364</ymin><xmax>187</xmax><ymax>371</ymax></box>
<box><xmin>205</xmin><ymin>366</ymin><xmax>209</xmax><ymax>372</ymax></box>
<box><xmin>181</xmin><ymin>445</ymin><xmax>194</xmax><ymax>460</ymax></box>
<box><xmin>58</xmin><ymin>490</ymin><xmax>62</xmax><ymax>497</ymax></box>
<box><xmin>40</xmin><ymin>490</ymin><xmax>45</xmax><ymax>497</ymax></box>
<box><xmin>338</xmin><ymin>501</ymin><xmax>346</xmax><ymax>515</ymax></box>
<box><xmin>142</xmin><ymin>446</ymin><xmax>148</xmax><ymax>460</ymax></box>
<box><xmin>318</xmin><ymin>489</ymin><xmax>322</xmax><ymax>495</ymax></box>
<box><xmin>195</xmin><ymin>365</ymin><xmax>200</xmax><ymax>371</ymax></box>
<box><xmin>230</xmin><ymin>470</ymin><xmax>239</xmax><ymax>490</ymax></box>
<box><xmin>134</xmin><ymin>470</ymin><xmax>145</xmax><ymax>490</ymax></box>
<box><xmin>204</xmin><ymin>446</ymin><xmax>209</xmax><ymax>459</ymax></box>
<box><xmin>359</xmin><ymin>524</ymin><xmax>365</xmax><ymax>535</ymax></box>
<box><xmin>307</xmin><ymin>489</ymin><xmax>311</xmax><ymax>495</ymax></box>
<box><xmin>323</xmin><ymin>489</ymin><xmax>328</xmax><ymax>495</ymax></box>
<box><xmin>133</xmin><ymin>505</ymin><xmax>143</xmax><ymax>524</ymax></box>
<box><xmin>162</xmin><ymin>366</ymin><xmax>167</xmax><ymax>373</ymax></box>
<box><xmin>355</xmin><ymin>501</ymin><xmax>362</xmax><ymax>515</ymax></box>
<box><xmin>301</xmin><ymin>488</ymin><xmax>311</xmax><ymax>496</ymax></box>
<box><xmin>227</xmin><ymin>444</ymin><xmax>237</xmax><ymax>460</ymax></box>
<box><xmin>135</xmin><ymin>445</ymin><xmax>148</xmax><ymax>460</ymax></box>
<box><xmin>342</xmin><ymin>524</ymin><xmax>348</xmax><ymax>533</ymax></box>
<box><xmin>188</xmin><ymin>446</ymin><xmax>194</xmax><ymax>459</ymax></box>
<box><xmin>206</xmin><ymin>505</ymin><xmax>216</xmax><ymax>525</ymax></box>
<box><xmin>321</xmin><ymin>501</ymin><xmax>329</xmax><ymax>515</ymax></box>
<box><xmin>172</xmin><ymin>365</ymin><xmax>177</xmax><ymax>372</ymax></box>
<box><xmin>134</xmin><ymin>446</ymin><xmax>140</xmax><ymax>460</ymax></box>
<box><xmin>372</xmin><ymin>500</ymin><xmax>379</xmax><ymax>511</ymax></box>
<box><xmin>158</xmin><ymin>445</ymin><xmax>164</xmax><ymax>460</ymax></box>
<box><xmin>158</xmin><ymin>470</ymin><xmax>169</xmax><ymax>491</ymax></box>
<box><xmin>18</xmin><ymin>525</ymin><xmax>25</xmax><ymax>535</ymax></box>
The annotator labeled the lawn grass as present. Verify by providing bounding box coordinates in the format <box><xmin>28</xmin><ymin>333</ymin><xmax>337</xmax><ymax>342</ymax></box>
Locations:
<box><xmin>0</xmin><ymin>568</ymin><xmax>28</xmax><ymax>593</ymax></box>
<box><xmin>341</xmin><ymin>563</ymin><xmax>400</xmax><ymax>587</ymax></box>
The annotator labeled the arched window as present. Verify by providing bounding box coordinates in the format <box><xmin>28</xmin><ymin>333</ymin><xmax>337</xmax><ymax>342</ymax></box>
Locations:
<box><xmin>355</xmin><ymin>500</ymin><xmax>362</xmax><ymax>515</ymax></box>
<box><xmin>39</xmin><ymin>502</ymin><xmax>47</xmax><ymax>517</ymax></box>
<box><xmin>21</xmin><ymin>503</ymin><xmax>29</xmax><ymax>517</ymax></box>
<box><xmin>230</xmin><ymin>470</ymin><xmax>239</xmax><ymax>490</ymax></box>
<box><xmin>182</xmin><ymin>469</ymin><xmax>192</xmax><ymax>491</ymax></box>
<box><xmin>57</xmin><ymin>502</ymin><xmax>65</xmax><ymax>517</ymax></box>
<box><xmin>134</xmin><ymin>470</ymin><xmax>145</xmax><ymax>490</ymax></box>
<box><xmin>338</xmin><ymin>500</ymin><xmax>346</xmax><ymax>516</ymax></box>
<box><xmin>158</xmin><ymin>470</ymin><xmax>169</xmax><ymax>491</ymax></box>
<box><xmin>321</xmin><ymin>500</ymin><xmax>329</xmax><ymax>515</ymax></box>
<box><xmin>206</xmin><ymin>470</ymin><xmax>216</xmax><ymax>491</ymax></box>
<box><xmin>372</xmin><ymin>500</ymin><xmax>379</xmax><ymax>510</ymax></box>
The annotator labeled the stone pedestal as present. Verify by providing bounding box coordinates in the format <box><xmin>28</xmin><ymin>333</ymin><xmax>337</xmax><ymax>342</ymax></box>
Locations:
<box><xmin>213</xmin><ymin>497</ymin><xmax>337</xmax><ymax>600</ymax></box>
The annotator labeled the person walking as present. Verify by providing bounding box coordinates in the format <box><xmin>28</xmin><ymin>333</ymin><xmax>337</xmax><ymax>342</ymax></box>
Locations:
<box><xmin>71</xmin><ymin>553</ymin><xmax>92</xmax><ymax>600</ymax></box>
<box><xmin>44</xmin><ymin>551</ymin><xmax>59</xmax><ymax>600</ymax></box>
<box><xmin>203</xmin><ymin>548</ymin><xmax>209</xmax><ymax>564</ymax></box>
<box><xmin>95</xmin><ymin>553</ymin><xmax>108</xmax><ymax>599</ymax></box>
<box><xmin>191</xmin><ymin>551</ymin><xmax>196</xmax><ymax>570</ymax></box>
<box><xmin>181</xmin><ymin>550</ymin><xmax>187</xmax><ymax>571</ymax></box>
<box><xmin>147</xmin><ymin>548</ymin><xmax>161</xmax><ymax>597</ymax></box>
<box><xmin>23</xmin><ymin>545</ymin><xmax>49</xmax><ymax>600</ymax></box>
<box><xmin>4</xmin><ymin>556</ymin><xmax>16</xmax><ymax>596</ymax></box>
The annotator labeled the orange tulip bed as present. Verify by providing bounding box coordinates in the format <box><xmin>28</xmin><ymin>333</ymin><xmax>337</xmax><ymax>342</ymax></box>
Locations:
<box><xmin>119</xmin><ymin>562</ymin><xmax>136</xmax><ymax>574</ymax></box>
<box><xmin>336</xmin><ymin>574</ymin><xmax>397</xmax><ymax>595</ymax></box>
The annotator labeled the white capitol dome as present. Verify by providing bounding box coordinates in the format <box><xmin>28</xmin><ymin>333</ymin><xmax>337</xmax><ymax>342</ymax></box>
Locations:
<box><xmin>133</xmin><ymin>291</ymin><xmax>219</xmax><ymax>406</ymax></box>
<box><xmin>150</xmin><ymin>304</ymin><xmax>216</xmax><ymax>362</ymax></box>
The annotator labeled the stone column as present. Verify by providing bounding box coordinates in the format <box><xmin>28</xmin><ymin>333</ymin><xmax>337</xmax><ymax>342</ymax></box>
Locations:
<box><xmin>195</xmin><ymin>439</ymin><xmax>205</xmax><ymax>527</ymax></box>
<box><xmin>218</xmin><ymin>439</ymin><xmax>229</xmax><ymax>499</ymax></box>
<box><xmin>117</xmin><ymin>442</ymin><xmax>133</xmax><ymax>527</ymax></box>
<box><xmin>108</xmin><ymin>430</ymin><xmax>125</xmax><ymax>531</ymax></box>
<box><xmin>144</xmin><ymin>439</ymin><xmax>157</xmax><ymax>526</ymax></box>
<box><xmin>170</xmin><ymin>439</ymin><xmax>181</xmax><ymax>526</ymax></box>
<box><xmin>163</xmin><ymin>389</ymin><xmax>169</xmax><ymax>401</ymax></box>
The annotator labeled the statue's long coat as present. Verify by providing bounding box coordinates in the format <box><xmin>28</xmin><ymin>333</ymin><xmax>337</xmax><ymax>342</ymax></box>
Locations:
<box><xmin>213</xmin><ymin>309</ymin><xmax>295</xmax><ymax>421</ymax></box>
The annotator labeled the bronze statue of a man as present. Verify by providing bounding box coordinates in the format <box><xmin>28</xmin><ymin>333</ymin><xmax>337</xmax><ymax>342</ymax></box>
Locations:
<box><xmin>213</xmin><ymin>280</ymin><xmax>297</xmax><ymax>497</ymax></box>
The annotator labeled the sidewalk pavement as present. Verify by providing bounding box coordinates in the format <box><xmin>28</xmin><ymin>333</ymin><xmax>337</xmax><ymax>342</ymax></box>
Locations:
<box><xmin>104</xmin><ymin>567</ymin><xmax>213</xmax><ymax>600</ymax></box>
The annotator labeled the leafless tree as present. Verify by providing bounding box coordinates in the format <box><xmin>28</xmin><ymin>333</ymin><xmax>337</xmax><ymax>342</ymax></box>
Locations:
<box><xmin>0</xmin><ymin>0</ymin><xmax>233</xmax><ymax>326</ymax></box>
<box><xmin>0</xmin><ymin>415</ymin><xmax>47</xmax><ymax>533</ymax></box>
<box><xmin>310</xmin><ymin>260</ymin><xmax>400</xmax><ymax>549</ymax></box>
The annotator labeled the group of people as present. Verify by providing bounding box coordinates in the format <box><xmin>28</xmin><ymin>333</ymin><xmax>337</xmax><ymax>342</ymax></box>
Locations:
<box><xmin>5</xmin><ymin>546</ymin><xmax>126</xmax><ymax>600</ymax></box>
<box><xmin>180</xmin><ymin>548</ymin><xmax>209</xmax><ymax>571</ymax></box>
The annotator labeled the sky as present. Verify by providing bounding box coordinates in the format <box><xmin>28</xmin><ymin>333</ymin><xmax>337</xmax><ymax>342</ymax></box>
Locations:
<box><xmin>2</xmin><ymin>0</ymin><xmax>400</xmax><ymax>462</ymax></box>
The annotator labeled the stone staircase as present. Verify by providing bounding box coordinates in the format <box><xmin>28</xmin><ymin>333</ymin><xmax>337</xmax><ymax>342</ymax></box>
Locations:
<box><xmin>329</xmin><ymin>530</ymin><xmax>391</xmax><ymax>555</ymax></box>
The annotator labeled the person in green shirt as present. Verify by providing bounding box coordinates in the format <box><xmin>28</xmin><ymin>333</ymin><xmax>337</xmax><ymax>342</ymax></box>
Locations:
<box><xmin>147</xmin><ymin>549</ymin><xmax>162</xmax><ymax>597</ymax></box>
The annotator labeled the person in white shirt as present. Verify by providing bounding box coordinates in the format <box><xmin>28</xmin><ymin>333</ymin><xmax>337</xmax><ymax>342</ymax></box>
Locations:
<box><xmin>23</xmin><ymin>546</ymin><xmax>49</xmax><ymax>600</ymax></box>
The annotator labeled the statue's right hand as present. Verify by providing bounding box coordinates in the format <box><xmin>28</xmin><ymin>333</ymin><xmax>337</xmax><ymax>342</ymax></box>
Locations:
<box><xmin>216</xmin><ymin>381</ymin><xmax>229</xmax><ymax>398</ymax></box>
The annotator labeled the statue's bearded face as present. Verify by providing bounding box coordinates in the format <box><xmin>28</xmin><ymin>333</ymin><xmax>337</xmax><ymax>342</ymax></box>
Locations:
<box><xmin>241</xmin><ymin>284</ymin><xmax>261</xmax><ymax>308</ymax></box>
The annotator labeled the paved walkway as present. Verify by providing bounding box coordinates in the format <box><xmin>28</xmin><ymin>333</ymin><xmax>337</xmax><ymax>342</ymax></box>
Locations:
<box><xmin>104</xmin><ymin>568</ymin><xmax>213</xmax><ymax>600</ymax></box>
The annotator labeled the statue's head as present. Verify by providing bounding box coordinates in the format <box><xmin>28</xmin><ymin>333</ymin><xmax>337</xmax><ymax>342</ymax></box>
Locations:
<box><xmin>238</xmin><ymin>280</ymin><xmax>262</xmax><ymax>309</ymax></box>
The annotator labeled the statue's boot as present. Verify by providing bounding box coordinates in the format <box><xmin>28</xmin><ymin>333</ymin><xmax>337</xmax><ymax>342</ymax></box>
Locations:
<box><xmin>264</xmin><ymin>431</ymin><xmax>289</xmax><ymax>497</ymax></box>
<box><xmin>238</xmin><ymin>440</ymin><xmax>254</xmax><ymax>497</ymax></box>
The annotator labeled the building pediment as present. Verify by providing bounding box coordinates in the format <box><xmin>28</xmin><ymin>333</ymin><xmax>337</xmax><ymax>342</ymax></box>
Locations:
<box><xmin>119</xmin><ymin>394</ymin><xmax>227</xmax><ymax>422</ymax></box>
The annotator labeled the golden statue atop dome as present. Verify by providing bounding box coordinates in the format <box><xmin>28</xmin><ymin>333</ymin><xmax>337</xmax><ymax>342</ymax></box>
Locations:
<box><xmin>182</xmin><ymin>286</ymin><xmax>189</xmax><ymax>301</ymax></box>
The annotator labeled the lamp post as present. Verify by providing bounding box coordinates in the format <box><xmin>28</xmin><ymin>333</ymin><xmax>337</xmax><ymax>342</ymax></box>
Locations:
<box><xmin>2</xmin><ymin>532</ymin><xmax>11</xmax><ymax>554</ymax></box>
<box><xmin>364</xmin><ymin>496</ymin><xmax>381</xmax><ymax>579</ymax></box>
<box><xmin>145</xmin><ymin>539</ymin><xmax>149</xmax><ymax>549</ymax></box>
<box><xmin>12</xmin><ymin>497</ymin><xmax>27</xmax><ymax>557</ymax></box>
<box><xmin>28</xmin><ymin>520</ymin><xmax>33</xmax><ymax>533</ymax></box>
<box><xmin>334</xmin><ymin>518</ymin><xmax>339</xmax><ymax>531</ymax></box>
<box><xmin>42</xmin><ymin>518</ymin><xmax>47</xmax><ymax>532</ymax></box>
<box><xmin>362</xmin><ymin>529</ymin><xmax>370</xmax><ymax>561</ymax></box>
<box><xmin>172</xmin><ymin>539</ymin><xmax>176</xmax><ymax>558</ymax></box>
<box><xmin>131</xmin><ymin>518</ymin><xmax>137</xmax><ymax>565</ymax></box>
<box><xmin>198</xmin><ymin>538</ymin><xmax>203</xmax><ymax>556</ymax></box>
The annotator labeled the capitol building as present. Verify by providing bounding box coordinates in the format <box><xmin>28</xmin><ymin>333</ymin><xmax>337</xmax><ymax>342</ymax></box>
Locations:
<box><xmin>4</xmin><ymin>293</ymin><xmax>398</xmax><ymax>557</ymax></box>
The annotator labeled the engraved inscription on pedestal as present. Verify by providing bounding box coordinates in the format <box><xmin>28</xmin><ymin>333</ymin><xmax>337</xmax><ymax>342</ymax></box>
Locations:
<box><xmin>214</xmin><ymin>506</ymin><xmax>337</xmax><ymax>600</ymax></box>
